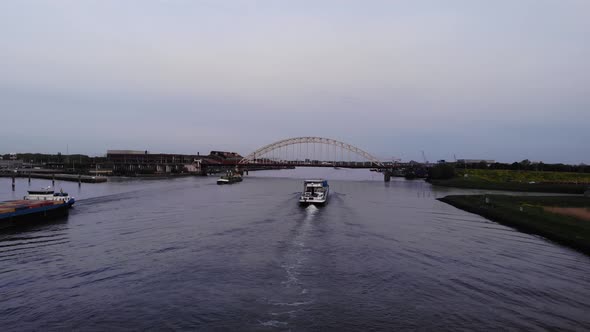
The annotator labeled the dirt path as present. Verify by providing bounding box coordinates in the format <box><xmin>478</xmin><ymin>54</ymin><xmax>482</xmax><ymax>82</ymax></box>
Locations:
<box><xmin>544</xmin><ymin>207</ymin><xmax>590</xmax><ymax>221</ymax></box>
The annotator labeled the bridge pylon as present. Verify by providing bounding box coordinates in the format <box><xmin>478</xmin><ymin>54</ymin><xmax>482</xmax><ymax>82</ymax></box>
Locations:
<box><xmin>384</xmin><ymin>170</ymin><xmax>392</xmax><ymax>182</ymax></box>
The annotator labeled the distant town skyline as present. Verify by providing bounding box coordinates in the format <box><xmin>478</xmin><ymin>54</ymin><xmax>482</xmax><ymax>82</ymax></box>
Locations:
<box><xmin>1</xmin><ymin>1</ymin><xmax>589</xmax><ymax>164</ymax></box>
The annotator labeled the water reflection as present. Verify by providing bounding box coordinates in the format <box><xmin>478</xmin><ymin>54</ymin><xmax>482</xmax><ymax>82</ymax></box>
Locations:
<box><xmin>0</xmin><ymin>170</ymin><xmax>589</xmax><ymax>330</ymax></box>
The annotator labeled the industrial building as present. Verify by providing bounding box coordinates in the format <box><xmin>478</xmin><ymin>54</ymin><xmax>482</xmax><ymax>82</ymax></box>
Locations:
<box><xmin>0</xmin><ymin>159</ymin><xmax>23</xmax><ymax>170</ymax></box>
<box><xmin>457</xmin><ymin>159</ymin><xmax>495</xmax><ymax>165</ymax></box>
<box><xmin>106</xmin><ymin>150</ymin><xmax>242</xmax><ymax>175</ymax></box>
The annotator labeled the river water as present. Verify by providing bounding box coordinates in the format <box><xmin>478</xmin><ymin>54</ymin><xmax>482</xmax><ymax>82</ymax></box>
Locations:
<box><xmin>1</xmin><ymin>168</ymin><xmax>589</xmax><ymax>331</ymax></box>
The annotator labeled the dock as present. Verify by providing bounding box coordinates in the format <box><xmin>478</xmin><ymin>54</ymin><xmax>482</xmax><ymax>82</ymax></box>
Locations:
<box><xmin>0</xmin><ymin>173</ymin><xmax>107</xmax><ymax>183</ymax></box>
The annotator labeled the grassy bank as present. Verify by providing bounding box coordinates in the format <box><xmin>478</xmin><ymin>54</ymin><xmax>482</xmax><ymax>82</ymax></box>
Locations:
<box><xmin>430</xmin><ymin>178</ymin><xmax>587</xmax><ymax>194</ymax></box>
<box><xmin>457</xmin><ymin>169</ymin><xmax>590</xmax><ymax>183</ymax></box>
<box><xmin>430</xmin><ymin>169</ymin><xmax>589</xmax><ymax>194</ymax></box>
<box><xmin>439</xmin><ymin>195</ymin><xmax>590</xmax><ymax>255</ymax></box>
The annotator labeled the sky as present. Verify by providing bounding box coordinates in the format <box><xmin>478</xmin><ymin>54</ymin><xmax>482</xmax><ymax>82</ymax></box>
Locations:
<box><xmin>1</xmin><ymin>0</ymin><xmax>589</xmax><ymax>163</ymax></box>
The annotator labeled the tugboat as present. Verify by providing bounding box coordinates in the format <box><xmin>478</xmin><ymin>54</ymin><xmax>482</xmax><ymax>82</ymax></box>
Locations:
<box><xmin>217</xmin><ymin>171</ymin><xmax>243</xmax><ymax>185</ymax></box>
<box><xmin>299</xmin><ymin>179</ymin><xmax>329</xmax><ymax>205</ymax></box>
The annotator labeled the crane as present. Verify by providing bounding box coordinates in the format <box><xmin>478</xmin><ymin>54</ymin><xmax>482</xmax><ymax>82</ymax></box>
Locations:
<box><xmin>421</xmin><ymin>151</ymin><xmax>429</xmax><ymax>164</ymax></box>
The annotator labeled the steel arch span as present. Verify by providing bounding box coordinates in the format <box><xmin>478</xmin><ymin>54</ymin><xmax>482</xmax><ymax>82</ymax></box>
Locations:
<box><xmin>239</xmin><ymin>137</ymin><xmax>384</xmax><ymax>167</ymax></box>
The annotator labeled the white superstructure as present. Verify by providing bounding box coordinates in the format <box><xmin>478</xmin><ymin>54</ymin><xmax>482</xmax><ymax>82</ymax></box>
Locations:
<box><xmin>24</xmin><ymin>187</ymin><xmax>76</xmax><ymax>206</ymax></box>
<box><xmin>299</xmin><ymin>180</ymin><xmax>329</xmax><ymax>205</ymax></box>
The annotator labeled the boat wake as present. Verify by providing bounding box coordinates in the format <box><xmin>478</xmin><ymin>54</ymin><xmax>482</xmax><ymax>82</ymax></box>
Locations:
<box><xmin>304</xmin><ymin>204</ymin><xmax>319</xmax><ymax>221</ymax></box>
<box><xmin>281</xmin><ymin>207</ymin><xmax>315</xmax><ymax>288</ymax></box>
<box><xmin>263</xmin><ymin>205</ymin><xmax>319</xmax><ymax>327</ymax></box>
<box><xmin>258</xmin><ymin>319</ymin><xmax>288</xmax><ymax>328</ymax></box>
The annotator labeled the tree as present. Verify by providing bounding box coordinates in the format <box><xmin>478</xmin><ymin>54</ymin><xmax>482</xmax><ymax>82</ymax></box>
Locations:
<box><xmin>520</xmin><ymin>159</ymin><xmax>531</xmax><ymax>170</ymax></box>
<box><xmin>428</xmin><ymin>163</ymin><xmax>456</xmax><ymax>180</ymax></box>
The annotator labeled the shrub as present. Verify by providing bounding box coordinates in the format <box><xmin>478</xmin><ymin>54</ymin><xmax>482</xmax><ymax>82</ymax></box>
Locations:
<box><xmin>429</xmin><ymin>163</ymin><xmax>456</xmax><ymax>179</ymax></box>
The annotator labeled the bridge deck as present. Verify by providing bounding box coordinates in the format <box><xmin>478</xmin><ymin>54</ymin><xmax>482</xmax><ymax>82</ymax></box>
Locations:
<box><xmin>232</xmin><ymin>162</ymin><xmax>414</xmax><ymax>169</ymax></box>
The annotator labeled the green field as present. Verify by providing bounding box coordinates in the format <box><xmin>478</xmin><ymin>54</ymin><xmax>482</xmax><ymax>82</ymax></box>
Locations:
<box><xmin>457</xmin><ymin>169</ymin><xmax>590</xmax><ymax>184</ymax></box>
<box><xmin>430</xmin><ymin>169</ymin><xmax>590</xmax><ymax>194</ymax></box>
<box><xmin>439</xmin><ymin>195</ymin><xmax>590</xmax><ymax>255</ymax></box>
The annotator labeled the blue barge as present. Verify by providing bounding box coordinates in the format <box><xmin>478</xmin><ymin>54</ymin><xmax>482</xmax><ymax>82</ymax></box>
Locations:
<box><xmin>0</xmin><ymin>188</ymin><xmax>75</xmax><ymax>229</ymax></box>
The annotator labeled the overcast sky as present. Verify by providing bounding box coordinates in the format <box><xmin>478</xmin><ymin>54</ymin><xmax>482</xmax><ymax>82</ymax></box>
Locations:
<box><xmin>1</xmin><ymin>0</ymin><xmax>589</xmax><ymax>163</ymax></box>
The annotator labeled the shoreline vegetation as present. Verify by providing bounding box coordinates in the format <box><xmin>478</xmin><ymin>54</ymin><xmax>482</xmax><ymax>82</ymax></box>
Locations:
<box><xmin>429</xmin><ymin>178</ymin><xmax>587</xmax><ymax>194</ymax></box>
<box><xmin>439</xmin><ymin>195</ymin><xmax>590</xmax><ymax>255</ymax></box>
<box><xmin>432</xmin><ymin>168</ymin><xmax>590</xmax><ymax>255</ymax></box>
<box><xmin>429</xmin><ymin>168</ymin><xmax>590</xmax><ymax>194</ymax></box>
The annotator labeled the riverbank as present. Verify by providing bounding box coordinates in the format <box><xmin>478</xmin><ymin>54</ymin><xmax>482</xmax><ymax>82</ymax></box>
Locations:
<box><xmin>0</xmin><ymin>173</ymin><xmax>107</xmax><ymax>183</ymax></box>
<box><xmin>430</xmin><ymin>178</ymin><xmax>587</xmax><ymax>194</ymax></box>
<box><xmin>439</xmin><ymin>194</ymin><xmax>590</xmax><ymax>255</ymax></box>
<box><xmin>429</xmin><ymin>169</ymin><xmax>590</xmax><ymax>194</ymax></box>
<box><xmin>0</xmin><ymin>167</ymin><xmax>290</xmax><ymax>184</ymax></box>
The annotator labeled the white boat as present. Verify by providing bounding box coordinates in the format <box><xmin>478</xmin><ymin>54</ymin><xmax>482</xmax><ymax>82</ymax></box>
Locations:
<box><xmin>299</xmin><ymin>180</ymin><xmax>329</xmax><ymax>205</ymax></box>
<box><xmin>24</xmin><ymin>187</ymin><xmax>76</xmax><ymax>206</ymax></box>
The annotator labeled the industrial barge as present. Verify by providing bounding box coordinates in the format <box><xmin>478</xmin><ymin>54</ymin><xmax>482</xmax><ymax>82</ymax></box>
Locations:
<box><xmin>217</xmin><ymin>171</ymin><xmax>243</xmax><ymax>185</ymax></box>
<box><xmin>0</xmin><ymin>188</ymin><xmax>75</xmax><ymax>229</ymax></box>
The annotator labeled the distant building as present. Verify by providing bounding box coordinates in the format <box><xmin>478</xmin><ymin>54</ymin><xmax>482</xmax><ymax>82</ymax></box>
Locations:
<box><xmin>105</xmin><ymin>150</ymin><xmax>243</xmax><ymax>175</ymax></box>
<box><xmin>457</xmin><ymin>159</ymin><xmax>495</xmax><ymax>164</ymax></box>
<box><xmin>209</xmin><ymin>151</ymin><xmax>243</xmax><ymax>164</ymax></box>
<box><xmin>45</xmin><ymin>162</ymin><xmax>65</xmax><ymax>169</ymax></box>
<box><xmin>107</xmin><ymin>150</ymin><xmax>149</xmax><ymax>155</ymax></box>
<box><xmin>210</xmin><ymin>151</ymin><xmax>241</xmax><ymax>159</ymax></box>
<box><xmin>106</xmin><ymin>150</ymin><xmax>200</xmax><ymax>174</ymax></box>
<box><xmin>0</xmin><ymin>159</ymin><xmax>23</xmax><ymax>170</ymax></box>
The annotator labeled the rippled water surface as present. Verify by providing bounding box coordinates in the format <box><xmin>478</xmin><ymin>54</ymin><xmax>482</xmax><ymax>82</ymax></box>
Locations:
<box><xmin>1</xmin><ymin>168</ymin><xmax>590</xmax><ymax>331</ymax></box>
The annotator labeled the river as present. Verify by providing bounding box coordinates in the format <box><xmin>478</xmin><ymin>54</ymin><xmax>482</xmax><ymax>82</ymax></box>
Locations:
<box><xmin>1</xmin><ymin>168</ymin><xmax>589</xmax><ymax>330</ymax></box>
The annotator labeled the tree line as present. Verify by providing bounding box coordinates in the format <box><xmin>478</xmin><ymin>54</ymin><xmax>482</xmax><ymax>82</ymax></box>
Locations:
<box><xmin>429</xmin><ymin>160</ymin><xmax>589</xmax><ymax>180</ymax></box>
<box><xmin>462</xmin><ymin>159</ymin><xmax>588</xmax><ymax>173</ymax></box>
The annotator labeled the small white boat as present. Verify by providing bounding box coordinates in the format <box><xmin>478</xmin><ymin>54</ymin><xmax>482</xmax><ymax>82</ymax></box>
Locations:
<box><xmin>24</xmin><ymin>187</ymin><xmax>76</xmax><ymax>206</ymax></box>
<box><xmin>299</xmin><ymin>180</ymin><xmax>329</xmax><ymax>205</ymax></box>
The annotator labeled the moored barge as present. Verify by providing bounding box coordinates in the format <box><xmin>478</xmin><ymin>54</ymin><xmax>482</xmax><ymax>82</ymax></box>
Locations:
<box><xmin>0</xmin><ymin>188</ymin><xmax>75</xmax><ymax>229</ymax></box>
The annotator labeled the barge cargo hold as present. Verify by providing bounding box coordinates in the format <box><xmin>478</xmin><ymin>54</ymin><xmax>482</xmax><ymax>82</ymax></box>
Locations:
<box><xmin>0</xmin><ymin>200</ymin><xmax>71</xmax><ymax>229</ymax></box>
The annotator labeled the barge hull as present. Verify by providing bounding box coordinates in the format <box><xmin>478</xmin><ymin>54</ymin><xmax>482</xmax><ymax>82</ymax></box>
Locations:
<box><xmin>0</xmin><ymin>204</ymin><xmax>70</xmax><ymax>229</ymax></box>
<box><xmin>299</xmin><ymin>199</ymin><xmax>328</xmax><ymax>206</ymax></box>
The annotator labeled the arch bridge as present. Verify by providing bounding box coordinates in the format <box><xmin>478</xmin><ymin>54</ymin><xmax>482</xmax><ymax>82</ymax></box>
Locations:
<box><xmin>239</xmin><ymin>137</ymin><xmax>387</xmax><ymax>168</ymax></box>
